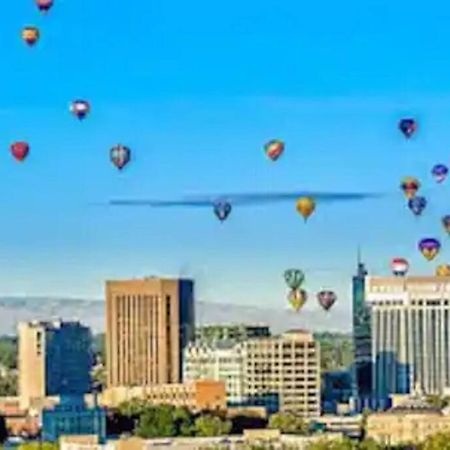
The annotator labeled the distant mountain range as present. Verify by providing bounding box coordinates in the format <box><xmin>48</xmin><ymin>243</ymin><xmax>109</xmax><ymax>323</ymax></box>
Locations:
<box><xmin>0</xmin><ymin>297</ymin><xmax>351</xmax><ymax>335</ymax></box>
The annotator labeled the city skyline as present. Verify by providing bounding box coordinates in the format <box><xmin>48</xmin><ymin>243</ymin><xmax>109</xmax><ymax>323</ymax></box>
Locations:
<box><xmin>3</xmin><ymin>1</ymin><xmax>450</xmax><ymax>319</ymax></box>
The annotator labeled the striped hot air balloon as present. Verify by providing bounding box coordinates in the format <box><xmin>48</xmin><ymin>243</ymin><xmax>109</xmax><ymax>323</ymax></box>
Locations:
<box><xmin>391</xmin><ymin>258</ymin><xmax>409</xmax><ymax>276</ymax></box>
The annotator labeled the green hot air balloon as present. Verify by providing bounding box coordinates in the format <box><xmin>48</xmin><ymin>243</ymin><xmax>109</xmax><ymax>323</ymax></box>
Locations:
<box><xmin>284</xmin><ymin>269</ymin><xmax>305</xmax><ymax>290</ymax></box>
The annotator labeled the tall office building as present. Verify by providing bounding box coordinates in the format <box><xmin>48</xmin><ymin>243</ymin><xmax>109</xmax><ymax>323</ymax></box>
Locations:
<box><xmin>366</xmin><ymin>275</ymin><xmax>450</xmax><ymax>403</ymax></box>
<box><xmin>352</xmin><ymin>258</ymin><xmax>372</xmax><ymax>410</ymax></box>
<box><xmin>106</xmin><ymin>277</ymin><xmax>195</xmax><ymax>387</ymax></box>
<box><xmin>18</xmin><ymin>320</ymin><xmax>93</xmax><ymax>409</ymax></box>
<box><xmin>243</xmin><ymin>330</ymin><xmax>321</xmax><ymax>417</ymax></box>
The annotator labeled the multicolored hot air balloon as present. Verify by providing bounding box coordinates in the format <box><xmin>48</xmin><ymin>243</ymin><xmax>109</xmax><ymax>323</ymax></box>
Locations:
<box><xmin>110</xmin><ymin>144</ymin><xmax>131</xmax><ymax>170</ymax></box>
<box><xmin>399</xmin><ymin>118</ymin><xmax>417</xmax><ymax>138</ymax></box>
<box><xmin>400</xmin><ymin>177</ymin><xmax>420</xmax><ymax>199</ymax></box>
<box><xmin>10</xmin><ymin>142</ymin><xmax>29</xmax><ymax>162</ymax></box>
<box><xmin>296</xmin><ymin>197</ymin><xmax>316</xmax><ymax>221</ymax></box>
<box><xmin>264</xmin><ymin>139</ymin><xmax>284</xmax><ymax>161</ymax></box>
<box><xmin>436</xmin><ymin>264</ymin><xmax>450</xmax><ymax>277</ymax></box>
<box><xmin>288</xmin><ymin>289</ymin><xmax>307</xmax><ymax>312</ymax></box>
<box><xmin>214</xmin><ymin>201</ymin><xmax>232</xmax><ymax>222</ymax></box>
<box><xmin>442</xmin><ymin>215</ymin><xmax>450</xmax><ymax>235</ymax></box>
<box><xmin>22</xmin><ymin>27</ymin><xmax>39</xmax><ymax>46</ymax></box>
<box><xmin>418</xmin><ymin>238</ymin><xmax>441</xmax><ymax>261</ymax></box>
<box><xmin>391</xmin><ymin>258</ymin><xmax>409</xmax><ymax>276</ymax></box>
<box><xmin>317</xmin><ymin>290</ymin><xmax>337</xmax><ymax>311</ymax></box>
<box><xmin>36</xmin><ymin>0</ymin><xmax>53</xmax><ymax>12</ymax></box>
<box><xmin>70</xmin><ymin>100</ymin><xmax>90</xmax><ymax>120</ymax></box>
<box><xmin>432</xmin><ymin>164</ymin><xmax>449</xmax><ymax>183</ymax></box>
<box><xmin>408</xmin><ymin>196</ymin><xmax>427</xmax><ymax>216</ymax></box>
<box><xmin>284</xmin><ymin>269</ymin><xmax>305</xmax><ymax>290</ymax></box>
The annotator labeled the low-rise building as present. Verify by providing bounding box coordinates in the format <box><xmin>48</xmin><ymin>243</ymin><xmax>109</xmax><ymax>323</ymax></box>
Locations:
<box><xmin>101</xmin><ymin>380</ymin><xmax>226</xmax><ymax>412</ymax></box>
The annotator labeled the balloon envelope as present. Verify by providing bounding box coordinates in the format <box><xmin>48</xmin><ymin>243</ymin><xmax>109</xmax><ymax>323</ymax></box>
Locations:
<box><xmin>317</xmin><ymin>290</ymin><xmax>337</xmax><ymax>311</ymax></box>
<box><xmin>288</xmin><ymin>289</ymin><xmax>307</xmax><ymax>312</ymax></box>
<box><xmin>408</xmin><ymin>196</ymin><xmax>427</xmax><ymax>216</ymax></box>
<box><xmin>110</xmin><ymin>144</ymin><xmax>131</xmax><ymax>170</ymax></box>
<box><xmin>10</xmin><ymin>142</ymin><xmax>29</xmax><ymax>161</ymax></box>
<box><xmin>432</xmin><ymin>164</ymin><xmax>449</xmax><ymax>183</ymax></box>
<box><xmin>391</xmin><ymin>258</ymin><xmax>409</xmax><ymax>276</ymax></box>
<box><xmin>418</xmin><ymin>238</ymin><xmax>441</xmax><ymax>261</ymax></box>
<box><xmin>399</xmin><ymin>118</ymin><xmax>417</xmax><ymax>138</ymax></box>
<box><xmin>264</xmin><ymin>140</ymin><xmax>285</xmax><ymax>161</ymax></box>
<box><xmin>36</xmin><ymin>0</ymin><xmax>53</xmax><ymax>12</ymax></box>
<box><xmin>213</xmin><ymin>201</ymin><xmax>232</xmax><ymax>222</ymax></box>
<box><xmin>284</xmin><ymin>269</ymin><xmax>305</xmax><ymax>290</ymax></box>
<box><xmin>436</xmin><ymin>264</ymin><xmax>450</xmax><ymax>277</ymax></box>
<box><xmin>400</xmin><ymin>177</ymin><xmax>420</xmax><ymax>199</ymax></box>
<box><xmin>70</xmin><ymin>100</ymin><xmax>90</xmax><ymax>120</ymax></box>
<box><xmin>296</xmin><ymin>197</ymin><xmax>316</xmax><ymax>221</ymax></box>
<box><xmin>442</xmin><ymin>215</ymin><xmax>450</xmax><ymax>235</ymax></box>
<box><xmin>22</xmin><ymin>27</ymin><xmax>39</xmax><ymax>46</ymax></box>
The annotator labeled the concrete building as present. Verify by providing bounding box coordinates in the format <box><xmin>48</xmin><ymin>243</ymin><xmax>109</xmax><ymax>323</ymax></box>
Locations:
<box><xmin>105</xmin><ymin>278</ymin><xmax>195</xmax><ymax>387</ymax></box>
<box><xmin>366</xmin><ymin>275</ymin><xmax>450</xmax><ymax>402</ymax></box>
<box><xmin>195</xmin><ymin>324</ymin><xmax>270</xmax><ymax>344</ymax></box>
<box><xmin>100</xmin><ymin>380</ymin><xmax>226</xmax><ymax>412</ymax></box>
<box><xmin>183</xmin><ymin>341</ymin><xmax>246</xmax><ymax>405</ymax></box>
<box><xmin>18</xmin><ymin>320</ymin><xmax>93</xmax><ymax>410</ymax></box>
<box><xmin>243</xmin><ymin>330</ymin><xmax>321</xmax><ymax>417</ymax></box>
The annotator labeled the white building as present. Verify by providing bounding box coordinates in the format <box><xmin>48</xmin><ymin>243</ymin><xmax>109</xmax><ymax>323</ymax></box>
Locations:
<box><xmin>365</xmin><ymin>275</ymin><xmax>450</xmax><ymax>398</ymax></box>
<box><xmin>183</xmin><ymin>341</ymin><xmax>246</xmax><ymax>405</ymax></box>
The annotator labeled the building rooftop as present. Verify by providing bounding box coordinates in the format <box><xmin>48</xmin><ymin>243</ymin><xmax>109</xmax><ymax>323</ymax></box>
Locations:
<box><xmin>388</xmin><ymin>394</ymin><xmax>441</xmax><ymax>415</ymax></box>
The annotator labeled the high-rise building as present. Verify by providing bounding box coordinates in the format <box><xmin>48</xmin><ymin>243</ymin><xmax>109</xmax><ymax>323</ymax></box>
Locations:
<box><xmin>352</xmin><ymin>258</ymin><xmax>372</xmax><ymax>410</ymax></box>
<box><xmin>195</xmin><ymin>324</ymin><xmax>270</xmax><ymax>344</ymax></box>
<box><xmin>183</xmin><ymin>341</ymin><xmax>246</xmax><ymax>406</ymax></box>
<box><xmin>106</xmin><ymin>277</ymin><xmax>195</xmax><ymax>387</ymax></box>
<box><xmin>18</xmin><ymin>320</ymin><xmax>93</xmax><ymax>409</ymax></box>
<box><xmin>243</xmin><ymin>330</ymin><xmax>321</xmax><ymax>417</ymax></box>
<box><xmin>366</xmin><ymin>275</ymin><xmax>450</xmax><ymax>403</ymax></box>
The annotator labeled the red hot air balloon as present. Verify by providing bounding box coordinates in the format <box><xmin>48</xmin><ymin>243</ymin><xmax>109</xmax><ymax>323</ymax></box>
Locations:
<box><xmin>36</xmin><ymin>0</ymin><xmax>53</xmax><ymax>12</ymax></box>
<box><xmin>10</xmin><ymin>142</ymin><xmax>30</xmax><ymax>162</ymax></box>
<box><xmin>391</xmin><ymin>258</ymin><xmax>409</xmax><ymax>276</ymax></box>
<box><xmin>264</xmin><ymin>139</ymin><xmax>285</xmax><ymax>161</ymax></box>
<box><xmin>317</xmin><ymin>290</ymin><xmax>337</xmax><ymax>311</ymax></box>
<box><xmin>110</xmin><ymin>144</ymin><xmax>131</xmax><ymax>170</ymax></box>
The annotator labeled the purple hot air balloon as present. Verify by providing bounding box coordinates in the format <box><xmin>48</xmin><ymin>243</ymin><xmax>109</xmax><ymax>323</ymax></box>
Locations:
<box><xmin>214</xmin><ymin>201</ymin><xmax>232</xmax><ymax>222</ymax></box>
<box><xmin>317</xmin><ymin>290</ymin><xmax>337</xmax><ymax>311</ymax></box>
<box><xmin>443</xmin><ymin>216</ymin><xmax>450</xmax><ymax>235</ymax></box>
<box><xmin>418</xmin><ymin>238</ymin><xmax>441</xmax><ymax>261</ymax></box>
<box><xmin>399</xmin><ymin>118</ymin><xmax>417</xmax><ymax>139</ymax></box>
<box><xmin>432</xmin><ymin>164</ymin><xmax>449</xmax><ymax>183</ymax></box>
<box><xmin>408</xmin><ymin>196</ymin><xmax>427</xmax><ymax>216</ymax></box>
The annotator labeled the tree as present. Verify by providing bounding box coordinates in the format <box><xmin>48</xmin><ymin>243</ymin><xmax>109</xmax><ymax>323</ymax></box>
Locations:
<box><xmin>426</xmin><ymin>395</ymin><xmax>450</xmax><ymax>409</ymax></box>
<box><xmin>268</xmin><ymin>412</ymin><xmax>309</xmax><ymax>435</ymax></box>
<box><xmin>135</xmin><ymin>405</ymin><xmax>177</xmax><ymax>438</ymax></box>
<box><xmin>358</xmin><ymin>439</ymin><xmax>383</xmax><ymax>450</ymax></box>
<box><xmin>19</xmin><ymin>444</ymin><xmax>58</xmax><ymax>450</ymax></box>
<box><xmin>117</xmin><ymin>398</ymin><xmax>149</xmax><ymax>417</ymax></box>
<box><xmin>0</xmin><ymin>372</ymin><xmax>17</xmax><ymax>396</ymax></box>
<box><xmin>0</xmin><ymin>337</ymin><xmax>18</xmax><ymax>370</ymax></box>
<box><xmin>306</xmin><ymin>437</ymin><xmax>358</xmax><ymax>450</ymax></box>
<box><xmin>421</xmin><ymin>431</ymin><xmax>450</xmax><ymax>450</ymax></box>
<box><xmin>194</xmin><ymin>414</ymin><xmax>232</xmax><ymax>437</ymax></box>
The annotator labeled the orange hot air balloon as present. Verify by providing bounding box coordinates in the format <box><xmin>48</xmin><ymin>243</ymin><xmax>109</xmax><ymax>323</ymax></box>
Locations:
<box><xmin>296</xmin><ymin>197</ymin><xmax>316</xmax><ymax>221</ymax></box>
<box><xmin>22</xmin><ymin>27</ymin><xmax>40</xmax><ymax>46</ymax></box>
<box><xmin>436</xmin><ymin>264</ymin><xmax>450</xmax><ymax>277</ymax></box>
<box><xmin>400</xmin><ymin>177</ymin><xmax>420</xmax><ymax>199</ymax></box>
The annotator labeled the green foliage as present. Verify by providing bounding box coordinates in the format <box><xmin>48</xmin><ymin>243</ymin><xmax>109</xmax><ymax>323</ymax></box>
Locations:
<box><xmin>425</xmin><ymin>395</ymin><xmax>450</xmax><ymax>409</ymax></box>
<box><xmin>135</xmin><ymin>405</ymin><xmax>177</xmax><ymax>438</ymax></box>
<box><xmin>421</xmin><ymin>431</ymin><xmax>450</xmax><ymax>450</ymax></box>
<box><xmin>314</xmin><ymin>332</ymin><xmax>353</xmax><ymax>372</ymax></box>
<box><xmin>18</xmin><ymin>443</ymin><xmax>58</xmax><ymax>450</ymax></box>
<box><xmin>194</xmin><ymin>414</ymin><xmax>232</xmax><ymax>437</ymax></box>
<box><xmin>117</xmin><ymin>398</ymin><xmax>149</xmax><ymax>417</ymax></box>
<box><xmin>0</xmin><ymin>336</ymin><xmax>17</xmax><ymax>370</ymax></box>
<box><xmin>306</xmin><ymin>437</ymin><xmax>358</xmax><ymax>450</ymax></box>
<box><xmin>0</xmin><ymin>372</ymin><xmax>17</xmax><ymax>396</ymax></box>
<box><xmin>268</xmin><ymin>412</ymin><xmax>309</xmax><ymax>435</ymax></box>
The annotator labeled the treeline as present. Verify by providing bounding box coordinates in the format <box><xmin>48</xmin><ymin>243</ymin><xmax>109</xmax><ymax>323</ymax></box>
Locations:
<box><xmin>314</xmin><ymin>332</ymin><xmax>353</xmax><ymax>372</ymax></box>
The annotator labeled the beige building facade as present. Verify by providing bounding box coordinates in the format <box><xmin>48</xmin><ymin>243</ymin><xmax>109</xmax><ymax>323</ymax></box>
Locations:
<box><xmin>105</xmin><ymin>278</ymin><xmax>195</xmax><ymax>387</ymax></box>
<box><xmin>243</xmin><ymin>330</ymin><xmax>320</xmax><ymax>417</ymax></box>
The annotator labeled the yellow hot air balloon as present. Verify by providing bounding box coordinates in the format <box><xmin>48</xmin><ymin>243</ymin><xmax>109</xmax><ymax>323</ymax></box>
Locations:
<box><xmin>436</xmin><ymin>264</ymin><xmax>450</xmax><ymax>277</ymax></box>
<box><xmin>288</xmin><ymin>289</ymin><xmax>307</xmax><ymax>312</ymax></box>
<box><xmin>22</xmin><ymin>26</ymin><xmax>40</xmax><ymax>46</ymax></box>
<box><xmin>296</xmin><ymin>197</ymin><xmax>316</xmax><ymax>221</ymax></box>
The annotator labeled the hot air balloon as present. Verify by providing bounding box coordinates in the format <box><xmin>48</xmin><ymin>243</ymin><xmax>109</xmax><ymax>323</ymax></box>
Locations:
<box><xmin>436</xmin><ymin>264</ymin><xmax>450</xmax><ymax>277</ymax></box>
<box><xmin>418</xmin><ymin>238</ymin><xmax>441</xmax><ymax>261</ymax></box>
<box><xmin>391</xmin><ymin>258</ymin><xmax>409</xmax><ymax>276</ymax></box>
<box><xmin>110</xmin><ymin>144</ymin><xmax>131</xmax><ymax>170</ymax></box>
<box><xmin>442</xmin><ymin>216</ymin><xmax>450</xmax><ymax>235</ymax></box>
<box><xmin>296</xmin><ymin>197</ymin><xmax>316</xmax><ymax>221</ymax></box>
<box><xmin>214</xmin><ymin>201</ymin><xmax>232</xmax><ymax>222</ymax></box>
<box><xmin>22</xmin><ymin>27</ymin><xmax>39</xmax><ymax>46</ymax></box>
<box><xmin>432</xmin><ymin>164</ymin><xmax>449</xmax><ymax>183</ymax></box>
<box><xmin>408</xmin><ymin>196</ymin><xmax>427</xmax><ymax>216</ymax></box>
<box><xmin>10</xmin><ymin>142</ymin><xmax>30</xmax><ymax>162</ymax></box>
<box><xmin>400</xmin><ymin>177</ymin><xmax>420</xmax><ymax>199</ymax></box>
<box><xmin>70</xmin><ymin>100</ymin><xmax>90</xmax><ymax>120</ymax></box>
<box><xmin>399</xmin><ymin>118</ymin><xmax>417</xmax><ymax>139</ymax></box>
<box><xmin>317</xmin><ymin>290</ymin><xmax>337</xmax><ymax>311</ymax></box>
<box><xmin>36</xmin><ymin>0</ymin><xmax>53</xmax><ymax>12</ymax></box>
<box><xmin>284</xmin><ymin>269</ymin><xmax>305</xmax><ymax>290</ymax></box>
<box><xmin>288</xmin><ymin>289</ymin><xmax>307</xmax><ymax>312</ymax></box>
<box><xmin>264</xmin><ymin>139</ymin><xmax>284</xmax><ymax>161</ymax></box>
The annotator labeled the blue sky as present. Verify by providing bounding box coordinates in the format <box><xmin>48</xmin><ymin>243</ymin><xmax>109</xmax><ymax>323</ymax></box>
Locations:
<box><xmin>2</xmin><ymin>0</ymin><xmax>450</xmax><ymax>326</ymax></box>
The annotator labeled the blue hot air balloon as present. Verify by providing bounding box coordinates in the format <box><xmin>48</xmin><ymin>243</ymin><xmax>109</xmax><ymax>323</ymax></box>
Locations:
<box><xmin>432</xmin><ymin>164</ymin><xmax>449</xmax><ymax>183</ymax></box>
<box><xmin>399</xmin><ymin>118</ymin><xmax>417</xmax><ymax>138</ymax></box>
<box><xmin>214</xmin><ymin>201</ymin><xmax>232</xmax><ymax>222</ymax></box>
<box><xmin>408</xmin><ymin>196</ymin><xmax>427</xmax><ymax>216</ymax></box>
